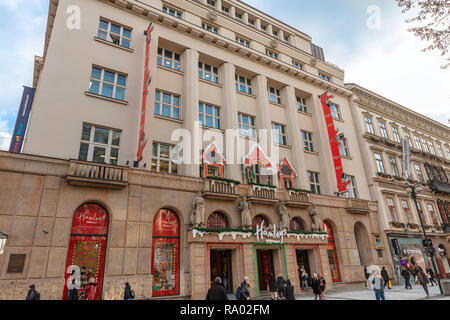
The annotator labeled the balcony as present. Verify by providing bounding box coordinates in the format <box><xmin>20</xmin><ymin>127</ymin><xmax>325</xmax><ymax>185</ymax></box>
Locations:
<box><xmin>203</xmin><ymin>179</ymin><xmax>239</xmax><ymax>201</ymax></box>
<box><xmin>285</xmin><ymin>190</ymin><xmax>312</xmax><ymax>208</ymax></box>
<box><xmin>248</xmin><ymin>184</ymin><xmax>278</xmax><ymax>205</ymax></box>
<box><xmin>345</xmin><ymin>199</ymin><xmax>370</xmax><ymax>215</ymax></box>
<box><xmin>66</xmin><ymin>160</ymin><xmax>129</xmax><ymax>190</ymax></box>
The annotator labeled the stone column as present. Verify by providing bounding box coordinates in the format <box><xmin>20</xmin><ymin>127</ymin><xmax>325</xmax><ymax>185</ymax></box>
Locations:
<box><xmin>230</xmin><ymin>5</ymin><xmax>236</xmax><ymax>18</ymax></box>
<box><xmin>255</xmin><ymin>18</ymin><xmax>261</xmax><ymax>29</ymax></box>
<box><xmin>267</xmin><ymin>24</ymin><xmax>273</xmax><ymax>36</ymax></box>
<box><xmin>243</xmin><ymin>12</ymin><xmax>249</xmax><ymax>24</ymax></box>
<box><xmin>215</xmin><ymin>0</ymin><xmax>222</xmax><ymax>11</ymax></box>
<box><xmin>283</xmin><ymin>86</ymin><xmax>309</xmax><ymax>189</ymax></box>
<box><xmin>183</xmin><ymin>48</ymin><xmax>200</xmax><ymax>178</ymax></box>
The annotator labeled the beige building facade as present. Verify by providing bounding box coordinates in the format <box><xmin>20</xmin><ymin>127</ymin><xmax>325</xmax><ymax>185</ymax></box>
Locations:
<box><xmin>1</xmin><ymin>0</ymin><xmax>390</xmax><ymax>300</ymax></box>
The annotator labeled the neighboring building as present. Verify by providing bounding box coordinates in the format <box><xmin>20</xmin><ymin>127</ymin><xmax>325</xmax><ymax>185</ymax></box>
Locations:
<box><xmin>347</xmin><ymin>84</ymin><xmax>450</xmax><ymax>283</ymax></box>
<box><xmin>0</xmin><ymin>0</ymin><xmax>388</xmax><ymax>300</ymax></box>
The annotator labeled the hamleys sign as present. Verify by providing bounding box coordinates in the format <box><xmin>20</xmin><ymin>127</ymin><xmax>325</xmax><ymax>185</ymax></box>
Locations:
<box><xmin>255</xmin><ymin>222</ymin><xmax>288</xmax><ymax>244</ymax></box>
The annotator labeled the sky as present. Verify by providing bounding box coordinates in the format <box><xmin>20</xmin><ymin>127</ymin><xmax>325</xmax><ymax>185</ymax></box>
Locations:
<box><xmin>0</xmin><ymin>0</ymin><xmax>448</xmax><ymax>151</ymax></box>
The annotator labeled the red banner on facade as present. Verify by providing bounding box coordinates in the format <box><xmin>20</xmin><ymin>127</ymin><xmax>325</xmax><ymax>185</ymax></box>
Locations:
<box><xmin>136</xmin><ymin>24</ymin><xmax>153</xmax><ymax>164</ymax></box>
<box><xmin>319</xmin><ymin>93</ymin><xmax>351</xmax><ymax>193</ymax></box>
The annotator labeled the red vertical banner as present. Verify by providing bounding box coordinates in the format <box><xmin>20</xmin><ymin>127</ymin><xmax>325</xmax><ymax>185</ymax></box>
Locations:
<box><xmin>151</xmin><ymin>209</ymin><xmax>180</xmax><ymax>297</ymax></box>
<box><xmin>137</xmin><ymin>24</ymin><xmax>153</xmax><ymax>164</ymax></box>
<box><xmin>319</xmin><ymin>93</ymin><xmax>351</xmax><ymax>193</ymax></box>
<box><xmin>63</xmin><ymin>204</ymin><xmax>109</xmax><ymax>300</ymax></box>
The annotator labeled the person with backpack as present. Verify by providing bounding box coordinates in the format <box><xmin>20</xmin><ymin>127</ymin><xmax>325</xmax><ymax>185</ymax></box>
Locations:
<box><xmin>236</xmin><ymin>277</ymin><xmax>251</xmax><ymax>300</ymax></box>
<box><xmin>401</xmin><ymin>265</ymin><xmax>412</xmax><ymax>290</ymax></box>
<box><xmin>372</xmin><ymin>271</ymin><xmax>386</xmax><ymax>300</ymax></box>
<box><xmin>124</xmin><ymin>282</ymin><xmax>135</xmax><ymax>300</ymax></box>
<box><xmin>284</xmin><ymin>279</ymin><xmax>295</xmax><ymax>300</ymax></box>
<box><xmin>26</xmin><ymin>284</ymin><xmax>40</xmax><ymax>300</ymax></box>
<box><xmin>276</xmin><ymin>275</ymin><xmax>285</xmax><ymax>299</ymax></box>
<box><xmin>268</xmin><ymin>273</ymin><xmax>277</xmax><ymax>300</ymax></box>
<box><xmin>206</xmin><ymin>277</ymin><xmax>228</xmax><ymax>300</ymax></box>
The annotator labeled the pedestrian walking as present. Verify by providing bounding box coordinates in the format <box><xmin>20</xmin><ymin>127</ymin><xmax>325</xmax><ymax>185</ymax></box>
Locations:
<box><xmin>401</xmin><ymin>266</ymin><xmax>413</xmax><ymax>290</ymax></box>
<box><xmin>268</xmin><ymin>273</ymin><xmax>278</xmax><ymax>300</ymax></box>
<box><xmin>284</xmin><ymin>279</ymin><xmax>295</xmax><ymax>300</ymax></box>
<box><xmin>206</xmin><ymin>277</ymin><xmax>229</xmax><ymax>300</ymax></box>
<box><xmin>371</xmin><ymin>271</ymin><xmax>386</xmax><ymax>301</ymax></box>
<box><xmin>68</xmin><ymin>279</ymin><xmax>79</xmax><ymax>300</ymax></box>
<box><xmin>276</xmin><ymin>274</ymin><xmax>285</xmax><ymax>299</ymax></box>
<box><xmin>123</xmin><ymin>282</ymin><xmax>135</xmax><ymax>300</ymax></box>
<box><xmin>426</xmin><ymin>265</ymin><xmax>438</xmax><ymax>286</ymax></box>
<box><xmin>26</xmin><ymin>284</ymin><xmax>40</xmax><ymax>300</ymax></box>
<box><xmin>239</xmin><ymin>277</ymin><xmax>251</xmax><ymax>300</ymax></box>
<box><xmin>381</xmin><ymin>267</ymin><xmax>391</xmax><ymax>289</ymax></box>
<box><xmin>415</xmin><ymin>266</ymin><xmax>429</xmax><ymax>297</ymax></box>
<box><xmin>319</xmin><ymin>275</ymin><xmax>326</xmax><ymax>300</ymax></box>
<box><xmin>311</xmin><ymin>274</ymin><xmax>322</xmax><ymax>300</ymax></box>
<box><xmin>302</xmin><ymin>271</ymin><xmax>309</xmax><ymax>290</ymax></box>
<box><xmin>364</xmin><ymin>266</ymin><xmax>370</xmax><ymax>287</ymax></box>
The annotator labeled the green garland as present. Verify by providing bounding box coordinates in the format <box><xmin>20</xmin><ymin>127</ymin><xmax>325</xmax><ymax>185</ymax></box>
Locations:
<box><xmin>206</xmin><ymin>176</ymin><xmax>241</xmax><ymax>185</ymax></box>
<box><xmin>286</xmin><ymin>188</ymin><xmax>312</xmax><ymax>194</ymax></box>
<box><xmin>249</xmin><ymin>182</ymin><xmax>278</xmax><ymax>189</ymax></box>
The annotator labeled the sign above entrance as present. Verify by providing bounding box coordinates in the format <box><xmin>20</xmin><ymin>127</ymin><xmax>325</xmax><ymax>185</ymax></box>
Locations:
<box><xmin>255</xmin><ymin>222</ymin><xmax>288</xmax><ymax>244</ymax></box>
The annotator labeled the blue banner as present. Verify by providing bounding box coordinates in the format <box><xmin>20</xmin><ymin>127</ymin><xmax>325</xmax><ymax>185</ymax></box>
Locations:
<box><xmin>9</xmin><ymin>86</ymin><xmax>35</xmax><ymax>153</ymax></box>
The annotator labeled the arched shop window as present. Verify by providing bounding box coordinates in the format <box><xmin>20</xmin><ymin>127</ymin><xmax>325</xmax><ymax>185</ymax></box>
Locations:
<box><xmin>252</xmin><ymin>215</ymin><xmax>269</xmax><ymax>229</ymax></box>
<box><xmin>151</xmin><ymin>209</ymin><xmax>180</xmax><ymax>297</ymax></box>
<box><xmin>323</xmin><ymin>221</ymin><xmax>341</xmax><ymax>282</ymax></box>
<box><xmin>290</xmin><ymin>217</ymin><xmax>305</xmax><ymax>231</ymax></box>
<box><xmin>207</xmin><ymin>212</ymin><xmax>229</xmax><ymax>230</ymax></box>
<box><xmin>63</xmin><ymin>203</ymin><xmax>109</xmax><ymax>300</ymax></box>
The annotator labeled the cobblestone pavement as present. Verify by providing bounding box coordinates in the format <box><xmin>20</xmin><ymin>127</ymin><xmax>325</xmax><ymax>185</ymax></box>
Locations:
<box><xmin>295</xmin><ymin>285</ymin><xmax>447</xmax><ymax>300</ymax></box>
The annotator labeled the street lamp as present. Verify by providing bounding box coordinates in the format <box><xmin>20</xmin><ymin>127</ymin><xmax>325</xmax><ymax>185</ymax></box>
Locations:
<box><xmin>405</xmin><ymin>182</ymin><xmax>444</xmax><ymax>295</ymax></box>
<box><xmin>0</xmin><ymin>232</ymin><xmax>8</xmax><ymax>254</ymax></box>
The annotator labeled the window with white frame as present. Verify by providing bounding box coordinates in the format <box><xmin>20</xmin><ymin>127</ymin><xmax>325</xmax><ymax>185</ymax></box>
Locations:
<box><xmin>387</xmin><ymin>197</ymin><xmax>399</xmax><ymax>222</ymax></box>
<box><xmin>79</xmin><ymin>124</ymin><xmax>121</xmax><ymax>165</ymax></box>
<box><xmin>202</xmin><ymin>22</ymin><xmax>218</xmax><ymax>34</ymax></box>
<box><xmin>338</xmin><ymin>138</ymin><xmax>350</xmax><ymax>157</ymax></box>
<box><xmin>437</xmin><ymin>144</ymin><xmax>444</xmax><ymax>158</ymax></box>
<box><xmin>199</xmin><ymin>103</ymin><xmax>220</xmax><ymax>129</ymax></box>
<box><xmin>414</xmin><ymin>164</ymin><xmax>425</xmax><ymax>182</ymax></box>
<box><xmin>206</xmin><ymin>0</ymin><xmax>216</xmax><ymax>7</ymax></box>
<box><xmin>236</xmin><ymin>36</ymin><xmax>250</xmax><ymax>47</ymax></box>
<box><xmin>97</xmin><ymin>19</ymin><xmax>132</xmax><ymax>48</ymax></box>
<box><xmin>346</xmin><ymin>176</ymin><xmax>358</xmax><ymax>199</ymax></box>
<box><xmin>414</xmin><ymin>136</ymin><xmax>422</xmax><ymax>151</ymax></box>
<box><xmin>272</xmin><ymin>123</ymin><xmax>287</xmax><ymax>145</ymax></box>
<box><xmin>389</xmin><ymin>156</ymin><xmax>400</xmax><ymax>177</ymax></box>
<box><xmin>329</xmin><ymin>103</ymin><xmax>342</xmax><ymax>120</ymax></box>
<box><xmin>392</xmin><ymin>127</ymin><xmax>401</xmax><ymax>143</ymax></box>
<box><xmin>427</xmin><ymin>203</ymin><xmax>439</xmax><ymax>226</ymax></box>
<box><xmin>88</xmin><ymin>67</ymin><xmax>127</xmax><ymax>101</ymax></box>
<box><xmin>297</xmin><ymin>96</ymin><xmax>308</xmax><ymax>113</ymax></box>
<box><xmin>235</xmin><ymin>75</ymin><xmax>252</xmax><ymax>94</ymax></box>
<box><xmin>248</xmin><ymin>17</ymin><xmax>255</xmax><ymax>26</ymax></box>
<box><xmin>198</xmin><ymin>62</ymin><xmax>219</xmax><ymax>83</ymax></box>
<box><xmin>404</xmin><ymin>131</ymin><xmax>413</xmax><ymax>147</ymax></box>
<box><xmin>421</xmin><ymin>138</ymin><xmax>429</xmax><ymax>153</ymax></box>
<box><xmin>268</xmin><ymin>87</ymin><xmax>282</xmax><ymax>104</ymax></box>
<box><xmin>375</xmin><ymin>153</ymin><xmax>385</xmax><ymax>173</ymax></box>
<box><xmin>401</xmin><ymin>200</ymin><xmax>413</xmax><ymax>224</ymax></box>
<box><xmin>365</xmin><ymin>116</ymin><xmax>375</xmax><ymax>134</ymax></box>
<box><xmin>428</xmin><ymin>141</ymin><xmax>436</xmax><ymax>155</ymax></box>
<box><xmin>308</xmin><ymin>171</ymin><xmax>321</xmax><ymax>194</ymax></box>
<box><xmin>292</xmin><ymin>60</ymin><xmax>303</xmax><ymax>70</ymax></box>
<box><xmin>154</xmin><ymin>90</ymin><xmax>180</xmax><ymax>120</ymax></box>
<box><xmin>162</xmin><ymin>5</ymin><xmax>182</xmax><ymax>19</ymax></box>
<box><xmin>302</xmin><ymin>131</ymin><xmax>315</xmax><ymax>152</ymax></box>
<box><xmin>379</xmin><ymin>121</ymin><xmax>388</xmax><ymax>138</ymax></box>
<box><xmin>318</xmin><ymin>72</ymin><xmax>330</xmax><ymax>81</ymax></box>
<box><xmin>266</xmin><ymin>49</ymin><xmax>278</xmax><ymax>59</ymax></box>
<box><xmin>152</xmin><ymin>142</ymin><xmax>178</xmax><ymax>174</ymax></box>
<box><xmin>157</xmin><ymin>48</ymin><xmax>180</xmax><ymax>71</ymax></box>
<box><xmin>238</xmin><ymin>113</ymin><xmax>256</xmax><ymax>138</ymax></box>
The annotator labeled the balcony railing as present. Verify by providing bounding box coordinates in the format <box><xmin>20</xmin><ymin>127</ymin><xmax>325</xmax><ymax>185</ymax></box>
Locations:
<box><xmin>203</xmin><ymin>179</ymin><xmax>239</xmax><ymax>201</ymax></box>
<box><xmin>345</xmin><ymin>198</ymin><xmax>370</xmax><ymax>214</ymax></box>
<box><xmin>66</xmin><ymin>160</ymin><xmax>129</xmax><ymax>189</ymax></box>
<box><xmin>285</xmin><ymin>191</ymin><xmax>311</xmax><ymax>208</ymax></box>
<box><xmin>248</xmin><ymin>185</ymin><xmax>278</xmax><ymax>204</ymax></box>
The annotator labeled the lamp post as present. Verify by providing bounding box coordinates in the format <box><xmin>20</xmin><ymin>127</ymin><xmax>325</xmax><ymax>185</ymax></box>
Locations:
<box><xmin>0</xmin><ymin>232</ymin><xmax>8</xmax><ymax>254</ymax></box>
<box><xmin>405</xmin><ymin>182</ymin><xmax>444</xmax><ymax>295</ymax></box>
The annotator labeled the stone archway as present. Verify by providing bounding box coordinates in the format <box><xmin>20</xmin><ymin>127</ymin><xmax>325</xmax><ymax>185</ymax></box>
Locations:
<box><xmin>354</xmin><ymin>222</ymin><xmax>372</xmax><ymax>267</ymax></box>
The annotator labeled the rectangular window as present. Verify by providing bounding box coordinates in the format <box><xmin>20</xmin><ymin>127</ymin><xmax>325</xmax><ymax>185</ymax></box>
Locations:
<box><xmin>308</xmin><ymin>171</ymin><xmax>321</xmax><ymax>195</ymax></box>
<box><xmin>154</xmin><ymin>90</ymin><xmax>180</xmax><ymax>120</ymax></box>
<box><xmin>392</xmin><ymin>127</ymin><xmax>401</xmax><ymax>143</ymax></box>
<box><xmin>404</xmin><ymin>131</ymin><xmax>413</xmax><ymax>148</ymax></box>
<box><xmin>268</xmin><ymin>87</ymin><xmax>282</xmax><ymax>104</ymax></box>
<box><xmin>238</xmin><ymin>113</ymin><xmax>256</xmax><ymax>138</ymax></box>
<box><xmin>162</xmin><ymin>6</ymin><xmax>182</xmax><ymax>19</ymax></box>
<box><xmin>248</xmin><ymin>18</ymin><xmax>255</xmax><ymax>26</ymax></box>
<box><xmin>375</xmin><ymin>153</ymin><xmax>385</xmax><ymax>173</ymax></box>
<box><xmin>152</xmin><ymin>142</ymin><xmax>178</xmax><ymax>174</ymax></box>
<box><xmin>428</xmin><ymin>141</ymin><xmax>436</xmax><ymax>155</ymax></box>
<box><xmin>284</xmin><ymin>34</ymin><xmax>290</xmax><ymax>42</ymax></box>
<box><xmin>437</xmin><ymin>144</ymin><xmax>444</xmax><ymax>158</ymax></box>
<box><xmin>198</xmin><ymin>62</ymin><xmax>219</xmax><ymax>83</ymax></box>
<box><xmin>338</xmin><ymin>138</ymin><xmax>350</xmax><ymax>157</ymax></box>
<box><xmin>157</xmin><ymin>47</ymin><xmax>180</xmax><ymax>71</ymax></box>
<box><xmin>199</xmin><ymin>103</ymin><xmax>220</xmax><ymax>129</ymax></box>
<box><xmin>202</xmin><ymin>22</ymin><xmax>218</xmax><ymax>34</ymax></box>
<box><xmin>236</xmin><ymin>36</ymin><xmax>250</xmax><ymax>47</ymax></box>
<box><xmin>222</xmin><ymin>5</ymin><xmax>230</xmax><ymax>14</ymax></box>
<box><xmin>292</xmin><ymin>60</ymin><xmax>303</xmax><ymax>70</ymax></box>
<box><xmin>235</xmin><ymin>75</ymin><xmax>252</xmax><ymax>94</ymax></box>
<box><xmin>330</xmin><ymin>103</ymin><xmax>342</xmax><ymax>120</ymax></box>
<box><xmin>79</xmin><ymin>124</ymin><xmax>121</xmax><ymax>165</ymax></box>
<box><xmin>266</xmin><ymin>49</ymin><xmax>278</xmax><ymax>59</ymax></box>
<box><xmin>427</xmin><ymin>204</ymin><xmax>439</xmax><ymax>226</ymax></box>
<box><xmin>297</xmin><ymin>96</ymin><xmax>307</xmax><ymax>113</ymax></box>
<box><xmin>318</xmin><ymin>72</ymin><xmax>330</xmax><ymax>82</ymax></box>
<box><xmin>402</xmin><ymin>200</ymin><xmax>412</xmax><ymax>224</ymax></box>
<box><xmin>235</xmin><ymin>12</ymin><xmax>243</xmax><ymax>20</ymax></box>
<box><xmin>346</xmin><ymin>176</ymin><xmax>358</xmax><ymax>199</ymax></box>
<box><xmin>97</xmin><ymin>19</ymin><xmax>132</xmax><ymax>48</ymax></box>
<box><xmin>272</xmin><ymin>123</ymin><xmax>287</xmax><ymax>146</ymax></box>
<box><xmin>387</xmin><ymin>197</ymin><xmax>399</xmax><ymax>222</ymax></box>
<box><xmin>88</xmin><ymin>67</ymin><xmax>127</xmax><ymax>101</ymax></box>
<box><xmin>206</xmin><ymin>0</ymin><xmax>216</xmax><ymax>7</ymax></box>
<box><xmin>414</xmin><ymin>164</ymin><xmax>424</xmax><ymax>183</ymax></box>
<box><xmin>261</xmin><ymin>24</ymin><xmax>267</xmax><ymax>32</ymax></box>
<box><xmin>379</xmin><ymin>122</ymin><xmax>388</xmax><ymax>138</ymax></box>
<box><xmin>421</xmin><ymin>138</ymin><xmax>429</xmax><ymax>153</ymax></box>
<box><xmin>302</xmin><ymin>131</ymin><xmax>315</xmax><ymax>152</ymax></box>
<box><xmin>365</xmin><ymin>116</ymin><xmax>375</xmax><ymax>134</ymax></box>
<box><xmin>272</xmin><ymin>30</ymin><xmax>278</xmax><ymax>37</ymax></box>
<box><xmin>414</xmin><ymin>136</ymin><xmax>422</xmax><ymax>151</ymax></box>
<box><xmin>416</xmin><ymin>201</ymin><xmax>426</xmax><ymax>225</ymax></box>
<box><xmin>389</xmin><ymin>156</ymin><xmax>400</xmax><ymax>177</ymax></box>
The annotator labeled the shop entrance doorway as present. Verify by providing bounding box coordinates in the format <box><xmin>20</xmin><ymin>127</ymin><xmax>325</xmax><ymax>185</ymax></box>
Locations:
<box><xmin>210</xmin><ymin>250</ymin><xmax>233</xmax><ymax>294</ymax></box>
<box><xmin>296</xmin><ymin>250</ymin><xmax>311</xmax><ymax>288</ymax></box>
<box><xmin>257</xmin><ymin>250</ymin><xmax>275</xmax><ymax>291</ymax></box>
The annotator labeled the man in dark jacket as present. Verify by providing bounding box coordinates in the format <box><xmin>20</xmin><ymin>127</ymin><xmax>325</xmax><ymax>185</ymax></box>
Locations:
<box><xmin>26</xmin><ymin>284</ymin><xmax>40</xmax><ymax>300</ymax></box>
<box><xmin>381</xmin><ymin>267</ymin><xmax>390</xmax><ymax>289</ymax></box>
<box><xmin>364</xmin><ymin>266</ymin><xmax>370</xmax><ymax>287</ymax></box>
<box><xmin>268</xmin><ymin>273</ymin><xmax>277</xmax><ymax>300</ymax></box>
<box><xmin>311</xmin><ymin>274</ymin><xmax>321</xmax><ymax>300</ymax></box>
<box><xmin>284</xmin><ymin>279</ymin><xmax>295</xmax><ymax>300</ymax></box>
<box><xmin>240</xmin><ymin>277</ymin><xmax>251</xmax><ymax>300</ymax></box>
<box><xmin>276</xmin><ymin>275</ymin><xmax>285</xmax><ymax>299</ymax></box>
<box><xmin>124</xmin><ymin>282</ymin><xmax>133</xmax><ymax>300</ymax></box>
<box><xmin>426</xmin><ymin>265</ymin><xmax>438</xmax><ymax>286</ymax></box>
<box><xmin>401</xmin><ymin>266</ymin><xmax>412</xmax><ymax>290</ymax></box>
<box><xmin>206</xmin><ymin>277</ymin><xmax>229</xmax><ymax>300</ymax></box>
